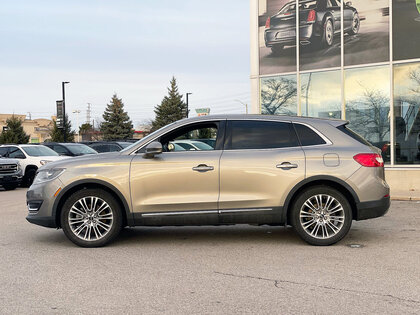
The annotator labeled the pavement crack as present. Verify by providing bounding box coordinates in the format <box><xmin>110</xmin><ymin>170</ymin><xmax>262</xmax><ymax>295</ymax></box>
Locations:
<box><xmin>214</xmin><ymin>271</ymin><xmax>420</xmax><ymax>306</ymax></box>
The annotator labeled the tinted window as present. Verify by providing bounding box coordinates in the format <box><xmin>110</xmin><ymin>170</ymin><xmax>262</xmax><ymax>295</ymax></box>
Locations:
<box><xmin>66</xmin><ymin>144</ymin><xmax>97</xmax><ymax>155</ymax></box>
<box><xmin>229</xmin><ymin>121</ymin><xmax>299</xmax><ymax>150</ymax></box>
<box><xmin>8</xmin><ymin>147</ymin><xmax>26</xmax><ymax>159</ymax></box>
<box><xmin>294</xmin><ymin>124</ymin><xmax>326</xmax><ymax>146</ymax></box>
<box><xmin>337</xmin><ymin>125</ymin><xmax>371</xmax><ymax>146</ymax></box>
<box><xmin>0</xmin><ymin>147</ymin><xmax>9</xmax><ymax>157</ymax></box>
<box><xmin>53</xmin><ymin>145</ymin><xmax>69</xmax><ymax>155</ymax></box>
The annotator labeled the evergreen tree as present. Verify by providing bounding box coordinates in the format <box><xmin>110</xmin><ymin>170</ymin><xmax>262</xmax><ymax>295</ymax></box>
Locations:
<box><xmin>152</xmin><ymin>77</ymin><xmax>188</xmax><ymax>131</ymax></box>
<box><xmin>49</xmin><ymin>114</ymin><xmax>75</xmax><ymax>142</ymax></box>
<box><xmin>0</xmin><ymin>115</ymin><xmax>30</xmax><ymax>144</ymax></box>
<box><xmin>100</xmin><ymin>94</ymin><xmax>134</xmax><ymax>140</ymax></box>
<box><xmin>79</xmin><ymin>123</ymin><xmax>93</xmax><ymax>135</ymax></box>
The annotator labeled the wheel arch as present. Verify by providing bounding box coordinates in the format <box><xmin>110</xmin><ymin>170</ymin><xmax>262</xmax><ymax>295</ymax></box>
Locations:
<box><xmin>284</xmin><ymin>176</ymin><xmax>359</xmax><ymax>224</ymax></box>
<box><xmin>53</xmin><ymin>179</ymin><xmax>133</xmax><ymax>228</ymax></box>
<box><xmin>24</xmin><ymin>164</ymin><xmax>38</xmax><ymax>175</ymax></box>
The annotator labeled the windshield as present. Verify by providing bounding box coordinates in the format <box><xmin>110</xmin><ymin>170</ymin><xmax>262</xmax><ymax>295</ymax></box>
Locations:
<box><xmin>22</xmin><ymin>145</ymin><xmax>59</xmax><ymax>157</ymax></box>
<box><xmin>66</xmin><ymin>144</ymin><xmax>98</xmax><ymax>155</ymax></box>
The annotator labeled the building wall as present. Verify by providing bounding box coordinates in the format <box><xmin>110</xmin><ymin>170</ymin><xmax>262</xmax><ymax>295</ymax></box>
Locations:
<box><xmin>0</xmin><ymin>114</ymin><xmax>54</xmax><ymax>143</ymax></box>
<box><xmin>250</xmin><ymin>0</ymin><xmax>420</xmax><ymax>199</ymax></box>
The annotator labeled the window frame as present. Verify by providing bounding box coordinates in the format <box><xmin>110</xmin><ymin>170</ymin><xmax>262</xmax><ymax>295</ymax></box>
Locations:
<box><xmin>224</xmin><ymin>119</ymin><xmax>301</xmax><ymax>151</ymax></box>
<box><xmin>136</xmin><ymin>120</ymin><xmax>226</xmax><ymax>154</ymax></box>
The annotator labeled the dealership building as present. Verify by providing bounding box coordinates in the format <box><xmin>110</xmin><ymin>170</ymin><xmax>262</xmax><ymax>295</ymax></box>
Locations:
<box><xmin>249</xmin><ymin>0</ymin><xmax>420</xmax><ymax>199</ymax></box>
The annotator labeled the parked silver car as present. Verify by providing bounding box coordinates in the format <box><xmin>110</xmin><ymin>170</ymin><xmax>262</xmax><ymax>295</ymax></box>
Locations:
<box><xmin>26</xmin><ymin>115</ymin><xmax>390</xmax><ymax>247</ymax></box>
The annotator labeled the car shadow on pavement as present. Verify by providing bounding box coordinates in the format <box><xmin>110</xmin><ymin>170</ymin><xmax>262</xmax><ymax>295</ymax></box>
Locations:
<box><xmin>113</xmin><ymin>225</ymin><xmax>306</xmax><ymax>247</ymax></box>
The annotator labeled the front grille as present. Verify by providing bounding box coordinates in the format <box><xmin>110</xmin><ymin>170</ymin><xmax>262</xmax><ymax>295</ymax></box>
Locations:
<box><xmin>0</xmin><ymin>164</ymin><xmax>18</xmax><ymax>174</ymax></box>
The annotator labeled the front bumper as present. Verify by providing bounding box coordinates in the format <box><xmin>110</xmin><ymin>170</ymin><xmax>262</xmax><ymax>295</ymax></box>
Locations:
<box><xmin>355</xmin><ymin>196</ymin><xmax>391</xmax><ymax>221</ymax></box>
<box><xmin>0</xmin><ymin>175</ymin><xmax>23</xmax><ymax>186</ymax></box>
<box><xmin>26</xmin><ymin>178</ymin><xmax>62</xmax><ymax>228</ymax></box>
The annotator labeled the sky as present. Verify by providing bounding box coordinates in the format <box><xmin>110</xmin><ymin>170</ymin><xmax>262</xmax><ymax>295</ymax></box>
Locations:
<box><xmin>0</xmin><ymin>0</ymin><xmax>250</xmax><ymax>129</ymax></box>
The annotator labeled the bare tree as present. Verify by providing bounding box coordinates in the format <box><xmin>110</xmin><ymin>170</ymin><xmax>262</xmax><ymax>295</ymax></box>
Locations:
<box><xmin>261</xmin><ymin>77</ymin><xmax>297</xmax><ymax>115</ymax></box>
<box><xmin>346</xmin><ymin>85</ymin><xmax>390</xmax><ymax>143</ymax></box>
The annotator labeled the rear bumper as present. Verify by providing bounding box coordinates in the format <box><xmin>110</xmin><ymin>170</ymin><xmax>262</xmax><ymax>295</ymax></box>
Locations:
<box><xmin>264</xmin><ymin>24</ymin><xmax>314</xmax><ymax>47</ymax></box>
<box><xmin>356</xmin><ymin>196</ymin><xmax>390</xmax><ymax>221</ymax></box>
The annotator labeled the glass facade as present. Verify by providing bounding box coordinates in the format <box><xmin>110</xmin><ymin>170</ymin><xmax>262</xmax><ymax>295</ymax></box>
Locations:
<box><xmin>258</xmin><ymin>0</ymin><xmax>420</xmax><ymax>166</ymax></box>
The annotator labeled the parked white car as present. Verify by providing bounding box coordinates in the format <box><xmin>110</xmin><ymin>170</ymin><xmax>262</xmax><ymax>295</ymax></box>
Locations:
<box><xmin>0</xmin><ymin>145</ymin><xmax>68</xmax><ymax>187</ymax></box>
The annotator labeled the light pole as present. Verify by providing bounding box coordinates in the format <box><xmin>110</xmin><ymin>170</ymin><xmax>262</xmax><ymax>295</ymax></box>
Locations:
<box><xmin>62</xmin><ymin>81</ymin><xmax>70</xmax><ymax>142</ymax></box>
<box><xmin>186</xmin><ymin>93</ymin><xmax>192</xmax><ymax>118</ymax></box>
<box><xmin>73</xmin><ymin>110</ymin><xmax>81</xmax><ymax>142</ymax></box>
<box><xmin>234</xmin><ymin>99</ymin><xmax>249</xmax><ymax>114</ymax></box>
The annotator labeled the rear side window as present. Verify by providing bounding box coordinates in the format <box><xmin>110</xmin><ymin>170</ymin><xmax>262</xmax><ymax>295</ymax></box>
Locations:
<box><xmin>228</xmin><ymin>120</ymin><xmax>299</xmax><ymax>150</ymax></box>
<box><xmin>337</xmin><ymin>125</ymin><xmax>371</xmax><ymax>146</ymax></box>
<box><xmin>294</xmin><ymin>124</ymin><xmax>326</xmax><ymax>146</ymax></box>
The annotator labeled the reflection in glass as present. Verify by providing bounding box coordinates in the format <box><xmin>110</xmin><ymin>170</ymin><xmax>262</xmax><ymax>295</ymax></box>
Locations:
<box><xmin>345</xmin><ymin>66</ymin><xmax>390</xmax><ymax>162</ymax></box>
<box><xmin>301</xmin><ymin>70</ymin><xmax>341</xmax><ymax>118</ymax></box>
<box><xmin>394</xmin><ymin>62</ymin><xmax>420</xmax><ymax>164</ymax></box>
<box><xmin>261</xmin><ymin>75</ymin><xmax>297</xmax><ymax>115</ymax></box>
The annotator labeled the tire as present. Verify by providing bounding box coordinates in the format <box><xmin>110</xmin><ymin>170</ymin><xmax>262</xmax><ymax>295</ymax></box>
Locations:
<box><xmin>348</xmin><ymin>12</ymin><xmax>360</xmax><ymax>35</ymax></box>
<box><xmin>22</xmin><ymin>168</ymin><xmax>36</xmax><ymax>187</ymax></box>
<box><xmin>291</xmin><ymin>186</ymin><xmax>352</xmax><ymax>246</ymax></box>
<box><xmin>3</xmin><ymin>184</ymin><xmax>17</xmax><ymax>191</ymax></box>
<box><xmin>321</xmin><ymin>19</ymin><xmax>334</xmax><ymax>47</ymax></box>
<box><xmin>61</xmin><ymin>189</ymin><xmax>123</xmax><ymax>247</ymax></box>
<box><xmin>271</xmin><ymin>44</ymin><xmax>284</xmax><ymax>55</ymax></box>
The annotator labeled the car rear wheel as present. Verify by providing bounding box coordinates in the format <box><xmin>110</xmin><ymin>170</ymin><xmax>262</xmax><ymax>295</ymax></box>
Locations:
<box><xmin>61</xmin><ymin>189</ymin><xmax>123</xmax><ymax>247</ymax></box>
<box><xmin>348</xmin><ymin>12</ymin><xmax>360</xmax><ymax>35</ymax></box>
<box><xmin>321</xmin><ymin>19</ymin><xmax>334</xmax><ymax>47</ymax></box>
<box><xmin>271</xmin><ymin>44</ymin><xmax>284</xmax><ymax>55</ymax></box>
<box><xmin>291</xmin><ymin>186</ymin><xmax>352</xmax><ymax>246</ymax></box>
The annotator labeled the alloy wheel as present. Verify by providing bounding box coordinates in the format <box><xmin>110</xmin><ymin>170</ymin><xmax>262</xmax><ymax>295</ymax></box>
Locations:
<box><xmin>299</xmin><ymin>194</ymin><xmax>345</xmax><ymax>239</ymax></box>
<box><xmin>68</xmin><ymin>196</ymin><xmax>114</xmax><ymax>241</ymax></box>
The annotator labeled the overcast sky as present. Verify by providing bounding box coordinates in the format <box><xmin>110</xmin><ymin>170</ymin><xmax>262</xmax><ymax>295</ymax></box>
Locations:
<box><xmin>0</xmin><ymin>0</ymin><xmax>250</xmax><ymax>128</ymax></box>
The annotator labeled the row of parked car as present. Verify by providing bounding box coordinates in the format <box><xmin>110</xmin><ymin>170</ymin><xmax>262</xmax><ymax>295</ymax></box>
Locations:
<box><xmin>0</xmin><ymin>141</ymin><xmax>133</xmax><ymax>190</ymax></box>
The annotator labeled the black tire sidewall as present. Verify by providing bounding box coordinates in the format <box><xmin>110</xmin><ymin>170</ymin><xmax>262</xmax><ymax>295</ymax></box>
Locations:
<box><xmin>61</xmin><ymin>189</ymin><xmax>122</xmax><ymax>247</ymax></box>
<box><xmin>291</xmin><ymin>186</ymin><xmax>352</xmax><ymax>246</ymax></box>
<box><xmin>322</xmin><ymin>19</ymin><xmax>334</xmax><ymax>47</ymax></box>
<box><xmin>3</xmin><ymin>184</ymin><xmax>17</xmax><ymax>191</ymax></box>
<box><xmin>22</xmin><ymin>169</ymin><xmax>36</xmax><ymax>187</ymax></box>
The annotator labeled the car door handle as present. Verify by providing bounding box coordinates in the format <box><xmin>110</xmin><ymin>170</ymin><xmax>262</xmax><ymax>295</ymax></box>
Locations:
<box><xmin>192</xmin><ymin>164</ymin><xmax>214</xmax><ymax>172</ymax></box>
<box><xmin>276</xmin><ymin>162</ymin><xmax>298</xmax><ymax>169</ymax></box>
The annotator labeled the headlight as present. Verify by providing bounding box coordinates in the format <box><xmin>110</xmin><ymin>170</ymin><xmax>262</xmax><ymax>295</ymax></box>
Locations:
<box><xmin>33</xmin><ymin>168</ymin><xmax>65</xmax><ymax>185</ymax></box>
<box><xmin>40</xmin><ymin>160</ymin><xmax>52</xmax><ymax>166</ymax></box>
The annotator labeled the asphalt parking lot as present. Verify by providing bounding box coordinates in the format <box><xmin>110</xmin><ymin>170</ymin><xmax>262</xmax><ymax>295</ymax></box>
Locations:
<box><xmin>0</xmin><ymin>188</ymin><xmax>419</xmax><ymax>314</ymax></box>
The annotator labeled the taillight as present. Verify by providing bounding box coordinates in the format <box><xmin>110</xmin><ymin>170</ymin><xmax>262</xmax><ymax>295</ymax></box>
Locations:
<box><xmin>265</xmin><ymin>17</ymin><xmax>271</xmax><ymax>29</ymax></box>
<box><xmin>307</xmin><ymin>9</ymin><xmax>316</xmax><ymax>22</ymax></box>
<box><xmin>353</xmin><ymin>153</ymin><xmax>384</xmax><ymax>167</ymax></box>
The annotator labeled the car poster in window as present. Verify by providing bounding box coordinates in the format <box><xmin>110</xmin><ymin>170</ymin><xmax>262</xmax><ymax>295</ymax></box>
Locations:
<box><xmin>299</xmin><ymin>0</ymin><xmax>342</xmax><ymax>71</ymax></box>
<box><xmin>344</xmin><ymin>0</ymin><xmax>390</xmax><ymax>67</ymax></box>
<box><xmin>393</xmin><ymin>0</ymin><xmax>420</xmax><ymax>61</ymax></box>
<box><xmin>259</xmin><ymin>0</ymin><xmax>297</xmax><ymax>75</ymax></box>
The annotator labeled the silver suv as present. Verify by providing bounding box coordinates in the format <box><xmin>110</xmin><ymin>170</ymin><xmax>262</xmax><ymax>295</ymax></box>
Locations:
<box><xmin>26</xmin><ymin>115</ymin><xmax>390</xmax><ymax>247</ymax></box>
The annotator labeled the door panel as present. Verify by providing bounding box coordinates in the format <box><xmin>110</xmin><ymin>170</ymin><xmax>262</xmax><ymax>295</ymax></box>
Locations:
<box><xmin>219</xmin><ymin>148</ymin><xmax>305</xmax><ymax>210</ymax></box>
<box><xmin>130</xmin><ymin>151</ymin><xmax>221</xmax><ymax>214</ymax></box>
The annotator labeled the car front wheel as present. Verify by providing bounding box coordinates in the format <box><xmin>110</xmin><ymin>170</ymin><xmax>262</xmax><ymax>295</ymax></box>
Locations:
<box><xmin>61</xmin><ymin>189</ymin><xmax>123</xmax><ymax>247</ymax></box>
<box><xmin>348</xmin><ymin>12</ymin><xmax>360</xmax><ymax>35</ymax></box>
<box><xmin>291</xmin><ymin>186</ymin><xmax>352</xmax><ymax>246</ymax></box>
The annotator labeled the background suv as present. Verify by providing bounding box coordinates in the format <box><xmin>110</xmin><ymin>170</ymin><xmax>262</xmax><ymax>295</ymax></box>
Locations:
<box><xmin>26</xmin><ymin>115</ymin><xmax>390</xmax><ymax>247</ymax></box>
<box><xmin>0</xmin><ymin>144</ymin><xmax>67</xmax><ymax>187</ymax></box>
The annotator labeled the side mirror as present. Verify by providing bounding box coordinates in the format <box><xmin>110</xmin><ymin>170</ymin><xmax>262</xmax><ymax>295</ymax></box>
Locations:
<box><xmin>346</xmin><ymin>1</ymin><xmax>352</xmax><ymax>6</ymax></box>
<box><xmin>143</xmin><ymin>141</ymin><xmax>163</xmax><ymax>158</ymax></box>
